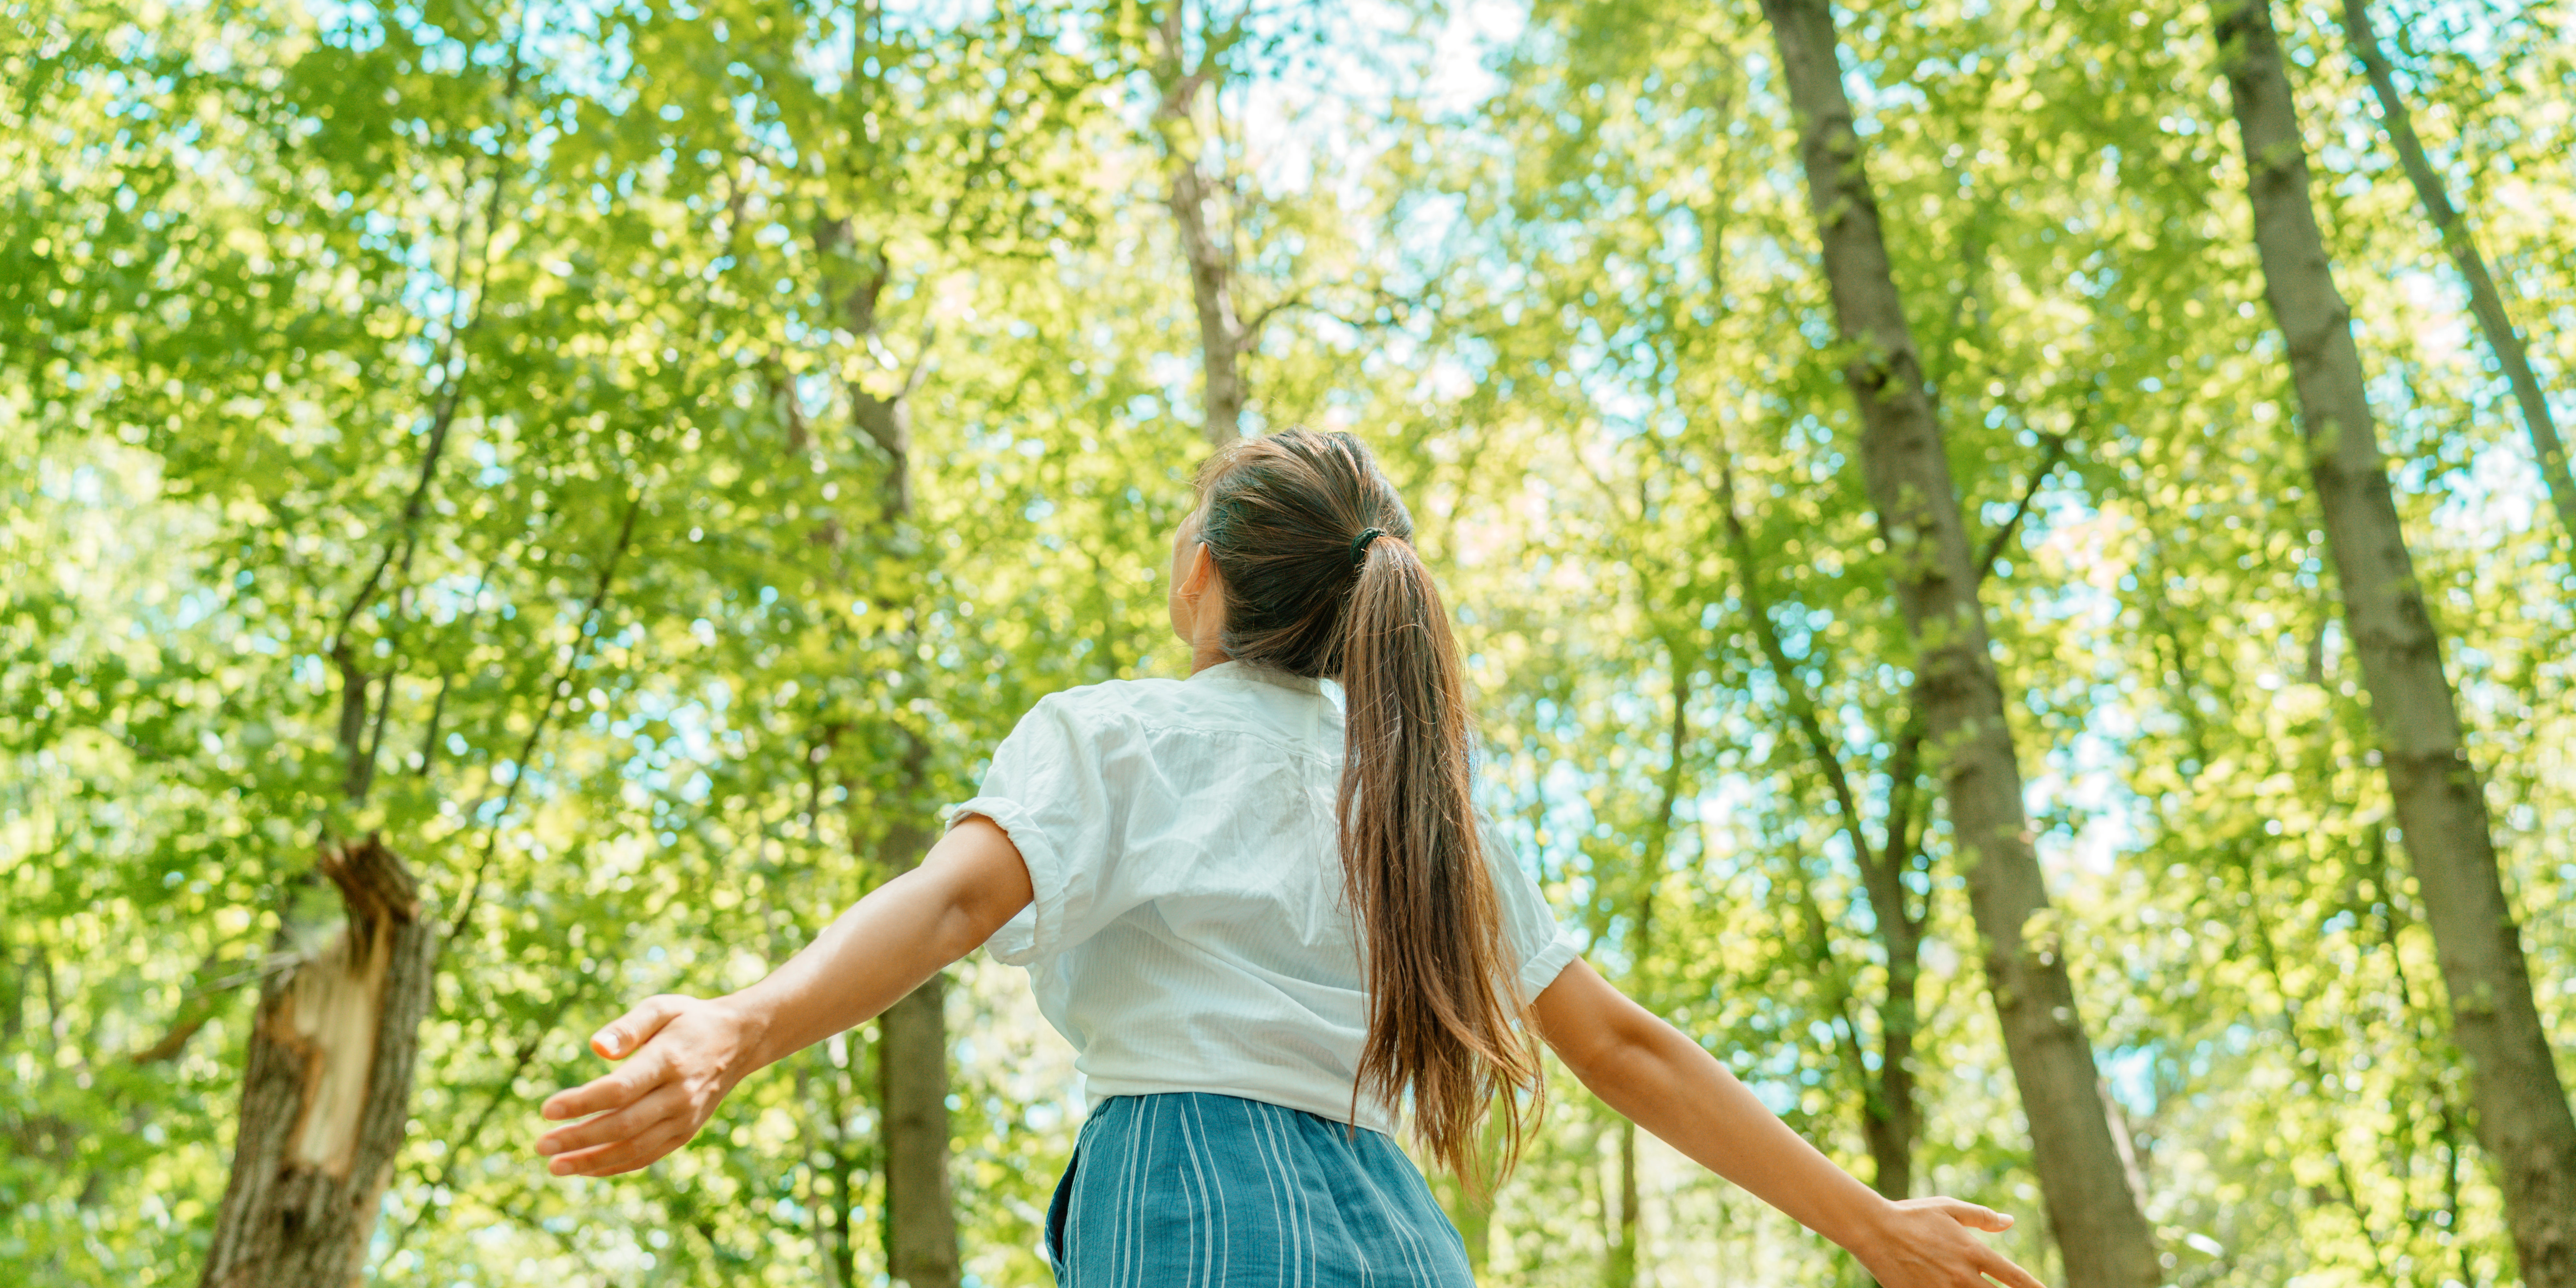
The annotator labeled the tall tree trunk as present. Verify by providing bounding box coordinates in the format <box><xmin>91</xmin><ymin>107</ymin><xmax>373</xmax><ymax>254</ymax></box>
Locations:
<box><xmin>1154</xmin><ymin>0</ymin><xmax>1247</xmax><ymax>447</ymax></box>
<box><xmin>2334</xmin><ymin>0</ymin><xmax>2575</xmax><ymax>547</ymax></box>
<box><xmin>1750</xmin><ymin>2</ymin><xmax>2160</xmax><ymax>1282</ymax></box>
<box><xmin>1171</xmin><ymin>161</ymin><xmax>1248</xmax><ymax>447</ymax></box>
<box><xmin>874</xmin><ymin>752</ymin><xmax>961</xmax><ymax>1288</ymax></box>
<box><xmin>821</xmin><ymin>218</ymin><xmax>964</xmax><ymax>1286</ymax></box>
<box><xmin>200</xmin><ymin>838</ymin><xmax>437</xmax><ymax>1288</ymax></box>
<box><xmin>2215</xmin><ymin>5</ymin><xmax>2576</xmax><ymax>1282</ymax></box>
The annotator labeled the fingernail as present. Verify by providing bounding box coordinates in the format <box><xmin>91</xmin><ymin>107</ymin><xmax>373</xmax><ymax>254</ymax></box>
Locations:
<box><xmin>536</xmin><ymin>1139</ymin><xmax>559</xmax><ymax>1155</ymax></box>
<box><xmin>593</xmin><ymin>1031</ymin><xmax>619</xmax><ymax>1055</ymax></box>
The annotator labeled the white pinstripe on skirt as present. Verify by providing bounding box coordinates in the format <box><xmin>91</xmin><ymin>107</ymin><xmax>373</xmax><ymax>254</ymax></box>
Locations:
<box><xmin>1044</xmin><ymin>1092</ymin><xmax>1477</xmax><ymax>1287</ymax></box>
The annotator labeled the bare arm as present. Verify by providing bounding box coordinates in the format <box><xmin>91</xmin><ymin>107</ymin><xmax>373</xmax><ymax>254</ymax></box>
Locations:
<box><xmin>535</xmin><ymin>815</ymin><xmax>1033</xmax><ymax>1177</ymax></box>
<box><xmin>1534</xmin><ymin>959</ymin><xmax>2043</xmax><ymax>1288</ymax></box>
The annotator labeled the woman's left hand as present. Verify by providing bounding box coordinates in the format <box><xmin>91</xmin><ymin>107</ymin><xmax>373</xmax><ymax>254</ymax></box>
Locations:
<box><xmin>535</xmin><ymin>993</ymin><xmax>763</xmax><ymax>1177</ymax></box>
<box><xmin>1846</xmin><ymin>1197</ymin><xmax>2046</xmax><ymax>1288</ymax></box>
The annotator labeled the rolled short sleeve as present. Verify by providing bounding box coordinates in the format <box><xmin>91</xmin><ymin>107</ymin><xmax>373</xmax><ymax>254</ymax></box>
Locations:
<box><xmin>946</xmin><ymin>695</ymin><xmax>1136</xmax><ymax>965</ymax></box>
<box><xmin>1479</xmin><ymin>814</ymin><xmax>1582</xmax><ymax>1001</ymax></box>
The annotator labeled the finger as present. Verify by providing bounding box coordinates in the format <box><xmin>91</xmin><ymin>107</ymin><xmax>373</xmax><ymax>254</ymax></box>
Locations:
<box><xmin>540</xmin><ymin>1051</ymin><xmax>666</xmax><ymax>1122</ymax></box>
<box><xmin>592</xmin><ymin>1119</ymin><xmax>697</xmax><ymax>1177</ymax></box>
<box><xmin>1934</xmin><ymin>1197</ymin><xmax>2013</xmax><ymax>1233</ymax></box>
<box><xmin>589</xmin><ymin>994</ymin><xmax>691</xmax><ymax>1060</ymax></box>
<box><xmin>557</xmin><ymin>1117</ymin><xmax>694</xmax><ymax>1178</ymax></box>
<box><xmin>548</xmin><ymin>1112</ymin><xmax>680</xmax><ymax>1176</ymax></box>
<box><xmin>538</xmin><ymin>1081</ymin><xmax>688</xmax><ymax>1159</ymax></box>
<box><xmin>1978</xmin><ymin>1248</ymin><xmax>2048</xmax><ymax>1288</ymax></box>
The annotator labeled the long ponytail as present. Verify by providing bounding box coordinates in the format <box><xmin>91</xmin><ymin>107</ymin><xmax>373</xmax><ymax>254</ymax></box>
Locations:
<box><xmin>1194</xmin><ymin>430</ymin><xmax>1543</xmax><ymax>1186</ymax></box>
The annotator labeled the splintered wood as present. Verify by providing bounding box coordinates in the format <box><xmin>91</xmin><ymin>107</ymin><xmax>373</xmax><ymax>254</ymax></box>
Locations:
<box><xmin>274</xmin><ymin>912</ymin><xmax>392</xmax><ymax>1177</ymax></box>
<box><xmin>199</xmin><ymin>835</ymin><xmax>438</xmax><ymax>1288</ymax></box>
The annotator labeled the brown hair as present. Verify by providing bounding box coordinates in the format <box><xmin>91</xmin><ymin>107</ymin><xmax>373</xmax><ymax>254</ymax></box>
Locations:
<box><xmin>1192</xmin><ymin>428</ymin><xmax>1543</xmax><ymax>1185</ymax></box>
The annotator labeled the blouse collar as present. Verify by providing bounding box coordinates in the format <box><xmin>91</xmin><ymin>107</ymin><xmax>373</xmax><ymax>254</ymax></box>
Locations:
<box><xmin>1189</xmin><ymin>659</ymin><xmax>1324</xmax><ymax>695</ymax></box>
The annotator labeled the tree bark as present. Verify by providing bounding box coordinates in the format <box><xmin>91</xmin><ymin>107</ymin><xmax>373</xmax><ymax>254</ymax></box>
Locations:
<box><xmin>2215</xmin><ymin>5</ymin><xmax>2576</xmax><ymax>1282</ymax></box>
<box><xmin>1154</xmin><ymin>0</ymin><xmax>1248</xmax><ymax>447</ymax></box>
<box><xmin>793</xmin><ymin>992</ymin><xmax>863</xmax><ymax>1288</ymax></box>
<box><xmin>200</xmin><ymin>838</ymin><xmax>438</xmax><ymax>1288</ymax></box>
<box><xmin>1751</xmin><ymin>2</ymin><xmax>2161</xmax><ymax>1282</ymax></box>
<box><xmin>1170</xmin><ymin>161</ymin><xmax>1248</xmax><ymax>447</ymax></box>
<box><xmin>873</xmin><ymin>763</ymin><xmax>961</xmax><ymax>1288</ymax></box>
<box><xmin>2334</xmin><ymin>0</ymin><xmax>2575</xmax><ymax>548</ymax></box>
<box><xmin>818</xmin><ymin>215</ymin><xmax>964</xmax><ymax>1286</ymax></box>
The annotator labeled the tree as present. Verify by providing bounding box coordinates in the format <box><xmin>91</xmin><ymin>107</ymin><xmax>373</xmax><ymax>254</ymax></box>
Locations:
<box><xmin>2333</xmin><ymin>0</ymin><xmax>2575</xmax><ymax>551</ymax></box>
<box><xmin>1749</xmin><ymin>0</ymin><xmax>2162</xmax><ymax>1282</ymax></box>
<box><xmin>1153</xmin><ymin>0</ymin><xmax>1254</xmax><ymax>447</ymax></box>
<box><xmin>197</xmin><ymin>839</ymin><xmax>438</xmax><ymax>1288</ymax></box>
<box><xmin>2214</xmin><ymin>2</ymin><xmax>2576</xmax><ymax>1282</ymax></box>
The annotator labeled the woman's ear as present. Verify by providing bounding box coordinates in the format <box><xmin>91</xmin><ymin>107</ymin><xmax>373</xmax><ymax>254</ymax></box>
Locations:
<box><xmin>1180</xmin><ymin>541</ymin><xmax>1215</xmax><ymax>599</ymax></box>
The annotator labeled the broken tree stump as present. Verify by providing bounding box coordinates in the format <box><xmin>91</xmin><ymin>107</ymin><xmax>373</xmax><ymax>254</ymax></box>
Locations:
<box><xmin>200</xmin><ymin>835</ymin><xmax>440</xmax><ymax>1288</ymax></box>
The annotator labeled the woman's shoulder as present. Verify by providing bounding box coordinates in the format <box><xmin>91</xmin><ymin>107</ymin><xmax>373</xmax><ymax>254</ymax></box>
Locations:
<box><xmin>1022</xmin><ymin>676</ymin><xmax>1195</xmax><ymax>735</ymax></box>
<box><xmin>1023</xmin><ymin>672</ymin><xmax>1328</xmax><ymax>754</ymax></box>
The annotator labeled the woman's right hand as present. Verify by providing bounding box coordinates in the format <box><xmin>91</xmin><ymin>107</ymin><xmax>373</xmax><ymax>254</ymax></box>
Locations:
<box><xmin>1845</xmin><ymin>1197</ymin><xmax>2045</xmax><ymax>1288</ymax></box>
<box><xmin>535</xmin><ymin>993</ymin><xmax>766</xmax><ymax>1178</ymax></box>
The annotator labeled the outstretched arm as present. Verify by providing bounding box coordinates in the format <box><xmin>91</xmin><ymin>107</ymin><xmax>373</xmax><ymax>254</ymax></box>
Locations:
<box><xmin>1533</xmin><ymin>959</ymin><xmax>2043</xmax><ymax>1288</ymax></box>
<box><xmin>535</xmin><ymin>815</ymin><xmax>1033</xmax><ymax>1177</ymax></box>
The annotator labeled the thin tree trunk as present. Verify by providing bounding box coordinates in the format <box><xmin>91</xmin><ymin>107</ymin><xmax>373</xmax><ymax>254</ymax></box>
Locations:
<box><xmin>2335</xmin><ymin>0</ymin><xmax>2575</xmax><ymax>546</ymax></box>
<box><xmin>1606</xmin><ymin>1119</ymin><xmax>1640</xmax><ymax>1288</ymax></box>
<box><xmin>199</xmin><ymin>838</ymin><xmax>438</xmax><ymax>1288</ymax></box>
<box><xmin>873</xmin><ymin>760</ymin><xmax>960</xmax><ymax>1288</ymax></box>
<box><xmin>1856</xmin><ymin>752</ymin><xmax>1923</xmax><ymax>1203</ymax></box>
<box><xmin>1716</xmin><ymin>456</ymin><xmax>1930</xmax><ymax>1201</ymax></box>
<box><xmin>2236</xmin><ymin>855</ymin><xmax>2399</xmax><ymax>1285</ymax></box>
<box><xmin>2215</xmin><ymin>5</ymin><xmax>2576</xmax><ymax>1281</ymax></box>
<box><xmin>1154</xmin><ymin>0</ymin><xmax>1247</xmax><ymax>447</ymax></box>
<box><xmin>1751</xmin><ymin>2</ymin><xmax>2160</xmax><ymax>1282</ymax></box>
<box><xmin>1171</xmin><ymin>162</ymin><xmax>1247</xmax><ymax>447</ymax></box>
<box><xmin>820</xmin><ymin>215</ymin><xmax>964</xmax><ymax>1286</ymax></box>
<box><xmin>1604</xmin><ymin>638</ymin><xmax>1692</xmax><ymax>1287</ymax></box>
<box><xmin>795</xmin><ymin>1024</ymin><xmax>866</xmax><ymax>1288</ymax></box>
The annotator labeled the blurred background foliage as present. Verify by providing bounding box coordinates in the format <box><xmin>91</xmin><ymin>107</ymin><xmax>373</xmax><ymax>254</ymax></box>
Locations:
<box><xmin>3</xmin><ymin>0</ymin><xmax>2571</xmax><ymax>1283</ymax></box>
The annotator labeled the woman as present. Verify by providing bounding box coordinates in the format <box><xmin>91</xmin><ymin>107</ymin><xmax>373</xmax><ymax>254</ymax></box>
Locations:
<box><xmin>537</xmin><ymin>430</ymin><xmax>2041</xmax><ymax>1288</ymax></box>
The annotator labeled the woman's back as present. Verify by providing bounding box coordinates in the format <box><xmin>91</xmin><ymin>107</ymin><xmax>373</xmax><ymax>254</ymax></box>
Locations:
<box><xmin>955</xmin><ymin>660</ymin><xmax>1573</xmax><ymax>1137</ymax></box>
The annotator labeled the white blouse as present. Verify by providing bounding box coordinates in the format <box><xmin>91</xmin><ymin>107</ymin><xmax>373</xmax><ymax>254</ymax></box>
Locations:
<box><xmin>948</xmin><ymin>660</ymin><xmax>1582</xmax><ymax>1136</ymax></box>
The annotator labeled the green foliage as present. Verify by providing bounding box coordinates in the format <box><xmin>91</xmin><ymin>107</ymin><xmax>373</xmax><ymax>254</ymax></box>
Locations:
<box><xmin>4</xmin><ymin>0</ymin><xmax>2570</xmax><ymax>1284</ymax></box>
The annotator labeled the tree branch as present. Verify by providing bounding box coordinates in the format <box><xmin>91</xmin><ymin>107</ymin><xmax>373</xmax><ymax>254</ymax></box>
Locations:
<box><xmin>1973</xmin><ymin>426</ymin><xmax>2076</xmax><ymax>584</ymax></box>
<box><xmin>447</xmin><ymin>489</ymin><xmax>648</xmax><ymax>939</ymax></box>
<box><xmin>1716</xmin><ymin>453</ymin><xmax>1875</xmax><ymax>855</ymax></box>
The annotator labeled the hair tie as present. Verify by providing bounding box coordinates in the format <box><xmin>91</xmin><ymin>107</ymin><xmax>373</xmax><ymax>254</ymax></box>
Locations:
<box><xmin>1348</xmin><ymin>527</ymin><xmax>1385</xmax><ymax>568</ymax></box>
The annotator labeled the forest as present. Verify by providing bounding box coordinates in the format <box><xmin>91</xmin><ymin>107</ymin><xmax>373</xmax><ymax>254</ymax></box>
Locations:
<box><xmin>4</xmin><ymin>0</ymin><xmax>2573</xmax><ymax>1283</ymax></box>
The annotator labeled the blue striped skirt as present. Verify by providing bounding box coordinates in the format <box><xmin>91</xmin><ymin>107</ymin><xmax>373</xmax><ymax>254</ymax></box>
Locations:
<box><xmin>1045</xmin><ymin>1092</ymin><xmax>1477</xmax><ymax>1287</ymax></box>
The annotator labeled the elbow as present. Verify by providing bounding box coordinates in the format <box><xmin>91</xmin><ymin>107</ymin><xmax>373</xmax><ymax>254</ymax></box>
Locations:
<box><xmin>1534</xmin><ymin>960</ymin><xmax>1671</xmax><ymax>1094</ymax></box>
<box><xmin>1559</xmin><ymin>1006</ymin><xmax>1666</xmax><ymax>1093</ymax></box>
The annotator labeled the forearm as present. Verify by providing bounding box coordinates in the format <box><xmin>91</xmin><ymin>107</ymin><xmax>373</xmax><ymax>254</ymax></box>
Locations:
<box><xmin>1536</xmin><ymin>960</ymin><xmax>1891</xmax><ymax>1253</ymax></box>
<box><xmin>724</xmin><ymin>870</ymin><xmax>968</xmax><ymax>1068</ymax></box>
<box><xmin>538</xmin><ymin>817</ymin><xmax>1029</xmax><ymax>1178</ymax></box>
<box><xmin>720</xmin><ymin>816</ymin><xmax>1032</xmax><ymax>1075</ymax></box>
<box><xmin>1571</xmin><ymin>1014</ymin><xmax>1889</xmax><ymax>1250</ymax></box>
